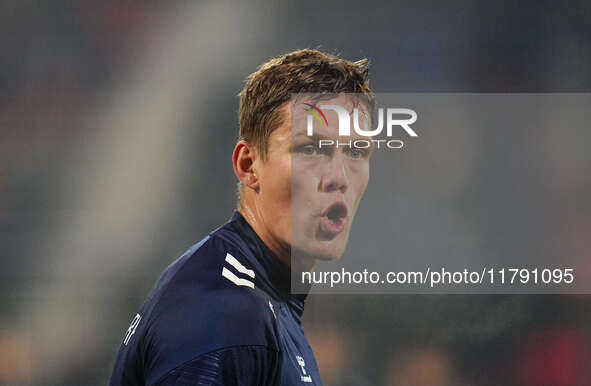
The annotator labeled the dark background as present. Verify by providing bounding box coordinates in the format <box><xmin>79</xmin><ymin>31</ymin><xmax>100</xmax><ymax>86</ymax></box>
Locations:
<box><xmin>1</xmin><ymin>1</ymin><xmax>590</xmax><ymax>384</ymax></box>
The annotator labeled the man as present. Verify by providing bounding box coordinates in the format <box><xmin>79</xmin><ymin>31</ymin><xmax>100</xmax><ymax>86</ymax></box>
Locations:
<box><xmin>110</xmin><ymin>48</ymin><xmax>374</xmax><ymax>385</ymax></box>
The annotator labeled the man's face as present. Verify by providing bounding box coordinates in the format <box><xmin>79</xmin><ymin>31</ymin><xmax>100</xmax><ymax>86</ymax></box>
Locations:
<box><xmin>255</xmin><ymin>95</ymin><xmax>371</xmax><ymax>261</ymax></box>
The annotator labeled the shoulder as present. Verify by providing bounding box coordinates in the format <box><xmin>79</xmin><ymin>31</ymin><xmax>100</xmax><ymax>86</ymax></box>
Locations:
<box><xmin>139</xmin><ymin>234</ymin><xmax>278</xmax><ymax>383</ymax></box>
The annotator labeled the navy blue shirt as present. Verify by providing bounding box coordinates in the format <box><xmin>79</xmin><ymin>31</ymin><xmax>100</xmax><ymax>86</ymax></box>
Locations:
<box><xmin>110</xmin><ymin>211</ymin><xmax>322</xmax><ymax>386</ymax></box>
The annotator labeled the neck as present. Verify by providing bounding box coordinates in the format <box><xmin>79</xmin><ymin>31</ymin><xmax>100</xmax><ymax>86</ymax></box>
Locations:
<box><xmin>238</xmin><ymin>200</ymin><xmax>316</xmax><ymax>273</ymax></box>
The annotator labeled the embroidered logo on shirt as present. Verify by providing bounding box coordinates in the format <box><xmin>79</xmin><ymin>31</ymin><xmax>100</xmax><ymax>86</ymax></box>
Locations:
<box><xmin>221</xmin><ymin>253</ymin><xmax>255</xmax><ymax>288</ymax></box>
<box><xmin>296</xmin><ymin>355</ymin><xmax>313</xmax><ymax>383</ymax></box>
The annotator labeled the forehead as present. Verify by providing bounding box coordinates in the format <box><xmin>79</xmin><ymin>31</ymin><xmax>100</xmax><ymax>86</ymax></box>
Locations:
<box><xmin>290</xmin><ymin>95</ymin><xmax>363</xmax><ymax>122</ymax></box>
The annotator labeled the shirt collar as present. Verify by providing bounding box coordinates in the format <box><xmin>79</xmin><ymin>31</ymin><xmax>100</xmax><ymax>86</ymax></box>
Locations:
<box><xmin>227</xmin><ymin>210</ymin><xmax>310</xmax><ymax>321</ymax></box>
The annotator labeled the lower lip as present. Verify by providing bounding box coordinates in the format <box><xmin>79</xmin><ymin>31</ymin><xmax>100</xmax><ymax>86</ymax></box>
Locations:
<box><xmin>319</xmin><ymin>215</ymin><xmax>346</xmax><ymax>235</ymax></box>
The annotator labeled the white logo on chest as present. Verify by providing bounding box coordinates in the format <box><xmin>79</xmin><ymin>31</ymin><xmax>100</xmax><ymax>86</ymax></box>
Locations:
<box><xmin>296</xmin><ymin>355</ymin><xmax>312</xmax><ymax>383</ymax></box>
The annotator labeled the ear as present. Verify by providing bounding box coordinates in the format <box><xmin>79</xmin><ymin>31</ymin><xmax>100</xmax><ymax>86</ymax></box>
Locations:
<box><xmin>232</xmin><ymin>140</ymin><xmax>259</xmax><ymax>191</ymax></box>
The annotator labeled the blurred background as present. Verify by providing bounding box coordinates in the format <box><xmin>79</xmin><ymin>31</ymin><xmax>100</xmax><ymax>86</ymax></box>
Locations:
<box><xmin>1</xmin><ymin>0</ymin><xmax>590</xmax><ymax>385</ymax></box>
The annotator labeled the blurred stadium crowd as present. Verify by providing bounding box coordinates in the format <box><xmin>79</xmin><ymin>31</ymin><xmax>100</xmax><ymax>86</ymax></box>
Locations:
<box><xmin>1</xmin><ymin>1</ymin><xmax>591</xmax><ymax>385</ymax></box>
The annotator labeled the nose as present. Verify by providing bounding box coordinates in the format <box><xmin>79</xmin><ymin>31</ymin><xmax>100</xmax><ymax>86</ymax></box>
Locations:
<box><xmin>319</xmin><ymin>154</ymin><xmax>348</xmax><ymax>193</ymax></box>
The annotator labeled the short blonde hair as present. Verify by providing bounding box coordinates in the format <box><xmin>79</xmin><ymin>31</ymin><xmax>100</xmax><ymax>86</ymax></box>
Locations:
<box><xmin>236</xmin><ymin>49</ymin><xmax>374</xmax><ymax>202</ymax></box>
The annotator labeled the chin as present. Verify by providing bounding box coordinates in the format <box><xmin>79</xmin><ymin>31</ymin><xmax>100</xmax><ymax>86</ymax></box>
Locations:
<box><xmin>314</xmin><ymin>250</ymin><xmax>344</xmax><ymax>261</ymax></box>
<box><xmin>291</xmin><ymin>225</ymin><xmax>351</xmax><ymax>261</ymax></box>
<box><xmin>302</xmin><ymin>239</ymin><xmax>348</xmax><ymax>261</ymax></box>
<box><xmin>291</xmin><ymin>242</ymin><xmax>346</xmax><ymax>262</ymax></box>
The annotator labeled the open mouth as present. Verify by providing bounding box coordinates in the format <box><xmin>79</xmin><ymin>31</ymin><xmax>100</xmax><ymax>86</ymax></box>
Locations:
<box><xmin>325</xmin><ymin>203</ymin><xmax>348</xmax><ymax>223</ymax></box>
<box><xmin>319</xmin><ymin>202</ymin><xmax>348</xmax><ymax>236</ymax></box>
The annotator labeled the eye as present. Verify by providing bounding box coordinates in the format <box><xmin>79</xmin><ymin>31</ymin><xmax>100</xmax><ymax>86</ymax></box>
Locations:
<box><xmin>299</xmin><ymin>144</ymin><xmax>318</xmax><ymax>155</ymax></box>
<box><xmin>348</xmin><ymin>148</ymin><xmax>365</xmax><ymax>159</ymax></box>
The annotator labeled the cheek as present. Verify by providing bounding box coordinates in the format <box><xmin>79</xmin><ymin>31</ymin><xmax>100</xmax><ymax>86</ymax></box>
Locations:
<box><xmin>261</xmin><ymin>156</ymin><xmax>292</xmax><ymax>214</ymax></box>
<box><xmin>291</xmin><ymin>171</ymin><xmax>322</xmax><ymax>216</ymax></box>
<box><xmin>350</xmin><ymin>165</ymin><xmax>370</xmax><ymax>206</ymax></box>
<box><xmin>291</xmin><ymin>157</ymin><xmax>326</xmax><ymax>193</ymax></box>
